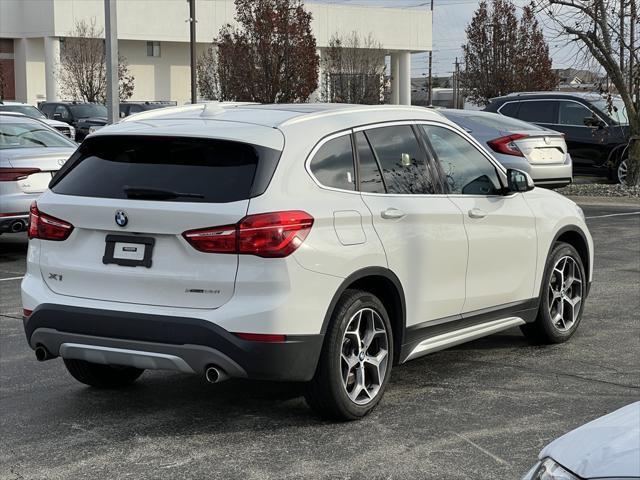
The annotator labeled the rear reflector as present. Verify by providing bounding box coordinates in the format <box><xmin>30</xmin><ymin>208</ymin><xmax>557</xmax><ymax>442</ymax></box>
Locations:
<box><xmin>234</xmin><ymin>332</ymin><xmax>287</xmax><ymax>343</ymax></box>
<box><xmin>183</xmin><ymin>210</ymin><xmax>314</xmax><ymax>258</ymax></box>
<box><xmin>23</xmin><ymin>309</ymin><xmax>32</xmax><ymax>317</ymax></box>
<box><xmin>487</xmin><ymin>134</ymin><xmax>528</xmax><ymax>157</ymax></box>
<box><xmin>0</xmin><ymin>167</ymin><xmax>41</xmax><ymax>182</ymax></box>
<box><xmin>28</xmin><ymin>202</ymin><xmax>74</xmax><ymax>241</ymax></box>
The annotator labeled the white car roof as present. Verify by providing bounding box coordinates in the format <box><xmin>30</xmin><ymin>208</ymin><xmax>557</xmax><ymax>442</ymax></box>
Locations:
<box><xmin>92</xmin><ymin>103</ymin><xmax>451</xmax><ymax>150</ymax></box>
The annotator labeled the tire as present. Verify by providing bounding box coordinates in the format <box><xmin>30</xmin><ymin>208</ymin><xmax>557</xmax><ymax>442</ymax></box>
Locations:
<box><xmin>63</xmin><ymin>358</ymin><xmax>144</xmax><ymax>388</ymax></box>
<box><xmin>305</xmin><ymin>289</ymin><xmax>393</xmax><ymax>421</ymax></box>
<box><xmin>521</xmin><ymin>242</ymin><xmax>587</xmax><ymax>344</ymax></box>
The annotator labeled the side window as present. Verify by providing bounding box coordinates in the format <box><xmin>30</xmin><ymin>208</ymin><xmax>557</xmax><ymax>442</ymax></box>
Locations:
<box><xmin>517</xmin><ymin>101</ymin><xmax>557</xmax><ymax>124</ymax></box>
<box><xmin>355</xmin><ymin>132</ymin><xmax>385</xmax><ymax>194</ymax></box>
<box><xmin>421</xmin><ymin>125</ymin><xmax>502</xmax><ymax>195</ymax></box>
<box><xmin>558</xmin><ymin>101</ymin><xmax>593</xmax><ymax>126</ymax></box>
<box><xmin>499</xmin><ymin>102</ymin><xmax>519</xmax><ymax>118</ymax></box>
<box><xmin>365</xmin><ymin>125</ymin><xmax>436</xmax><ymax>195</ymax></box>
<box><xmin>309</xmin><ymin>134</ymin><xmax>355</xmax><ymax>191</ymax></box>
<box><xmin>54</xmin><ymin>105</ymin><xmax>70</xmax><ymax>120</ymax></box>
<box><xmin>41</xmin><ymin>104</ymin><xmax>53</xmax><ymax>117</ymax></box>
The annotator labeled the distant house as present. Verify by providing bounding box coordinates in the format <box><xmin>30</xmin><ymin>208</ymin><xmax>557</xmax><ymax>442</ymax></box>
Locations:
<box><xmin>553</xmin><ymin>68</ymin><xmax>604</xmax><ymax>91</ymax></box>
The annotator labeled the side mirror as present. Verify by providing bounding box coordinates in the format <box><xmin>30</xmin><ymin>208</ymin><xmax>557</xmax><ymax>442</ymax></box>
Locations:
<box><xmin>507</xmin><ymin>168</ymin><xmax>535</xmax><ymax>193</ymax></box>
<box><xmin>583</xmin><ymin>116</ymin><xmax>605</xmax><ymax>129</ymax></box>
<box><xmin>119</xmin><ymin>111</ymin><xmax>126</xmax><ymax>118</ymax></box>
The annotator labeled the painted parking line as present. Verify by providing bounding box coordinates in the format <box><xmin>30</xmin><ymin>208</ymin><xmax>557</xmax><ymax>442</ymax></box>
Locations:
<box><xmin>0</xmin><ymin>276</ymin><xmax>24</xmax><ymax>282</ymax></box>
<box><xmin>586</xmin><ymin>211</ymin><xmax>640</xmax><ymax>219</ymax></box>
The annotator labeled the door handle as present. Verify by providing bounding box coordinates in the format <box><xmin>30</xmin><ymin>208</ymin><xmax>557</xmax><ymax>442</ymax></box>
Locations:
<box><xmin>468</xmin><ymin>208</ymin><xmax>487</xmax><ymax>219</ymax></box>
<box><xmin>381</xmin><ymin>208</ymin><xmax>406</xmax><ymax>220</ymax></box>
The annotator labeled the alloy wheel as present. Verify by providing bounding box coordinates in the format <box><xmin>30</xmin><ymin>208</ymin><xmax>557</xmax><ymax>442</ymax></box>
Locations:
<box><xmin>340</xmin><ymin>308</ymin><xmax>389</xmax><ymax>405</ymax></box>
<box><xmin>548</xmin><ymin>256</ymin><xmax>583</xmax><ymax>332</ymax></box>
<box><xmin>617</xmin><ymin>158</ymin><xmax>628</xmax><ymax>184</ymax></box>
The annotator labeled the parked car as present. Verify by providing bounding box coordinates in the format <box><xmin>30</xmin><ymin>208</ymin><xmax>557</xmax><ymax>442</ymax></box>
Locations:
<box><xmin>22</xmin><ymin>103</ymin><xmax>593</xmax><ymax>420</ymax></box>
<box><xmin>86</xmin><ymin>101</ymin><xmax>179</xmax><ymax>136</ymax></box>
<box><xmin>522</xmin><ymin>402</ymin><xmax>639</xmax><ymax>480</ymax></box>
<box><xmin>0</xmin><ymin>113</ymin><xmax>77</xmax><ymax>234</ymax></box>
<box><xmin>439</xmin><ymin>109</ymin><xmax>572</xmax><ymax>188</ymax></box>
<box><xmin>0</xmin><ymin>101</ymin><xmax>76</xmax><ymax>139</ymax></box>
<box><xmin>39</xmin><ymin>101</ymin><xmax>107</xmax><ymax>142</ymax></box>
<box><xmin>485</xmin><ymin>92</ymin><xmax>630</xmax><ymax>183</ymax></box>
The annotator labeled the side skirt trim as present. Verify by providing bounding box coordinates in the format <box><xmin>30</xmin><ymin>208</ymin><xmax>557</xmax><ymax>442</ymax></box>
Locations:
<box><xmin>404</xmin><ymin>316</ymin><xmax>526</xmax><ymax>362</ymax></box>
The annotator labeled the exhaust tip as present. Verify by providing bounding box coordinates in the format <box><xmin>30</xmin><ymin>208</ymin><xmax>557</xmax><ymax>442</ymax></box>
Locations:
<box><xmin>10</xmin><ymin>221</ymin><xmax>24</xmax><ymax>233</ymax></box>
<box><xmin>34</xmin><ymin>345</ymin><xmax>51</xmax><ymax>362</ymax></box>
<box><xmin>205</xmin><ymin>365</ymin><xmax>228</xmax><ymax>384</ymax></box>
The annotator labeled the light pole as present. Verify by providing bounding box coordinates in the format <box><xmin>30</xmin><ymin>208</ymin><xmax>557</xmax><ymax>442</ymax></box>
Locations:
<box><xmin>188</xmin><ymin>0</ymin><xmax>197</xmax><ymax>104</ymax></box>
<box><xmin>104</xmin><ymin>0</ymin><xmax>119</xmax><ymax>124</ymax></box>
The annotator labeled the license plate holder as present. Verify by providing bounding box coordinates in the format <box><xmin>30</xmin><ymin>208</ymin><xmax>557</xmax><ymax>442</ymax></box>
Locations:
<box><xmin>102</xmin><ymin>235</ymin><xmax>155</xmax><ymax>268</ymax></box>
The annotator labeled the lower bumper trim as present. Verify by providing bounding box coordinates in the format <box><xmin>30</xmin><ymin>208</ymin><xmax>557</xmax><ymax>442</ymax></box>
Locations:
<box><xmin>25</xmin><ymin>304</ymin><xmax>324</xmax><ymax>381</ymax></box>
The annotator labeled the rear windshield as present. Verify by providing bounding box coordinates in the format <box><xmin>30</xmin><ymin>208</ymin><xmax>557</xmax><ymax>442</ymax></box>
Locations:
<box><xmin>50</xmin><ymin>135</ymin><xmax>280</xmax><ymax>203</ymax></box>
<box><xmin>444</xmin><ymin>111</ymin><xmax>546</xmax><ymax>132</ymax></box>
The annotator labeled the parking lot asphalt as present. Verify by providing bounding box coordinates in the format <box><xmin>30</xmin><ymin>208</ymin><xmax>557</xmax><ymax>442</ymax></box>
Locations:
<box><xmin>1</xmin><ymin>200</ymin><xmax>639</xmax><ymax>480</ymax></box>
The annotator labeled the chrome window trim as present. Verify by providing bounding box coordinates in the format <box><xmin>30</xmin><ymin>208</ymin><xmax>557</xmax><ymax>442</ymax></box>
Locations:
<box><xmin>497</xmin><ymin>98</ymin><xmax>609</xmax><ymax>128</ymax></box>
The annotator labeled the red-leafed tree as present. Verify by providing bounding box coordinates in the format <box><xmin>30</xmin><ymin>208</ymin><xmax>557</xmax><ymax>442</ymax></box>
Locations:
<box><xmin>461</xmin><ymin>0</ymin><xmax>556</xmax><ymax>105</ymax></box>
<box><xmin>211</xmin><ymin>0</ymin><xmax>319</xmax><ymax>103</ymax></box>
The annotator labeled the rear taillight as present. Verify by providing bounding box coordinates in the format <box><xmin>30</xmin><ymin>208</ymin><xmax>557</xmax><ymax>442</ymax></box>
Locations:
<box><xmin>487</xmin><ymin>134</ymin><xmax>528</xmax><ymax>157</ymax></box>
<box><xmin>28</xmin><ymin>202</ymin><xmax>74</xmax><ymax>241</ymax></box>
<box><xmin>0</xmin><ymin>167</ymin><xmax>41</xmax><ymax>182</ymax></box>
<box><xmin>183</xmin><ymin>210</ymin><xmax>314</xmax><ymax>258</ymax></box>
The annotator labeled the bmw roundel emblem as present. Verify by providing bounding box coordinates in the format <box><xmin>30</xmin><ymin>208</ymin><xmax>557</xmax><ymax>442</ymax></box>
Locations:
<box><xmin>115</xmin><ymin>210</ymin><xmax>128</xmax><ymax>227</ymax></box>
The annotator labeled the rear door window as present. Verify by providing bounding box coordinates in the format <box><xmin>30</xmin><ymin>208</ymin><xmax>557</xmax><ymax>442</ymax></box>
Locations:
<box><xmin>365</xmin><ymin>125</ymin><xmax>436</xmax><ymax>195</ymax></box>
<box><xmin>309</xmin><ymin>134</ymin><xmax>356</xmax><ymax>191</ymax></box>
<box><xmin>517</xmin><ymin>101</ymin><xmax>558</xmax><ymax>124</ymax></box>
<box><xmin>355</xmin><ymin>131</ymin><xmax>385</xmax><ymax>194</ymax></box>
<box><xmin>51</xmin><ymin>135</ymin><xmax>280</xmax><ymax>203</ymax></box>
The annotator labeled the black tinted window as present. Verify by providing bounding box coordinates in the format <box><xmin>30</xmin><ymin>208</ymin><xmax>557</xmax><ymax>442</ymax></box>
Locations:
<box><xmin>365</xmin><ymin>126</ymin><xmax>435</xmax><ymax>195</ymax></box>
<box><xmin>517</xmin><ymin>101</ymin><xmax>557</xmax><ymax>124</ymax></box>
<box><xmin>558</xmin><ymin>101</ymin><xmax>592</xmax><ymax>126</ymax></box>
<box><xmin>499</xmin><ymin>102</ymin><xmax>519</xmax><ymax>117</ymax></box>
<box><xmin>421</xmin><ymin>125</ymin><xmax>502</xmax><ymax>195</ymax></box>
<box><xmin>310</xmin><ymin>135</ymin><xmax>355</xmax><ymax>191</ymax></box>
<box><xmin>51</xmin><ymin>136</ymin><xmax>280</xmax><ymax>203</ymax></box>
<box><xmin>355</xmin><ymin>132</ymin><xmax>384</xmax><ymax>193</ymax></box>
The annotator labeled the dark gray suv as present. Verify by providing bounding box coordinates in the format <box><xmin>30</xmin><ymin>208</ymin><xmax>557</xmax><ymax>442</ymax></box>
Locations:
<box><xmin>485</xmin><ymin>92</ymin><xmax>630</xmax><ymax>183</ymax></box>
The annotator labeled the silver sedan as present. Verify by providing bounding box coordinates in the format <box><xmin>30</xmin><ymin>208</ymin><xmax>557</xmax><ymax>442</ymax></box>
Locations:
<box><xmin>440</xmin><ymin>109</ymin><xmax>572</xmax><ymax>188</ymax></box>
<box><xmin>0</xmin><ymin>113</ymin><xmax>77</xmax><ymax>234</ymax></box>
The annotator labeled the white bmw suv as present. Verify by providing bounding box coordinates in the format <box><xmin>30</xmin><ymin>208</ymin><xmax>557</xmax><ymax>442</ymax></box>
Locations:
<box><xmin>22</xmin><ymin>103</ymin><xmax>593</xmax><ymax>420</ymax></box>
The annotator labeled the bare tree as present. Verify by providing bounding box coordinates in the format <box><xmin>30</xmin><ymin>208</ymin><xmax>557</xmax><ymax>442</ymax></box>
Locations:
<box><xmin>534</xmin><ymin>0</ymin><xmax>639</xmax><ymax>185</ymax></box>
<box><xmin>461</xmin><ymin>0</ymin><xmax>557</xmax><ymax>105</ymax></box>
<box><xmin>215</xmin><ymin>0</ymin><xmax>319</xmax><ymax>103</ymax></box>
<box><xmin>321</xmin><ymin>32</ymin><xmax>386</xmax><ymax>104</ymax></box>
<box><xmin>58</xmin><ymin>20</ymin><xmax>135</xmax><ymax>103</ymax></box>
<box><xmin>197</xmin><ymin>44</ymin><xmax>219</xmax><ymax>100</ymax></box>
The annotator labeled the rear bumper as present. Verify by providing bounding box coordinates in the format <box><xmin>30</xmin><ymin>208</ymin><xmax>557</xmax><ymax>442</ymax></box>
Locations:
<box><xmin>24</xmin><ymin>304</ymin><xmax>324</xmax><ymax>382</ymax></box>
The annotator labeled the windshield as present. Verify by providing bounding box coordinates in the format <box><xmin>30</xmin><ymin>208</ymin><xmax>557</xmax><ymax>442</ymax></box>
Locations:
<box><xmin>592</xmin><ymin>98</ymin><xmax>629</xmax><ymax>125</ymax></box>
<box><xmin>0</xmin><ymin>105</ymin><xmax>47</xmax><ymax>119</ymax></box>
<box><xmin>69</xmin><ymin>104</ymin><xmax>107</xmax><ymax>118</ymax></box>
<box><xmin>0</xmin><ymin>121</ymin><xmax>77</xmax><ymax>149</ymax></box>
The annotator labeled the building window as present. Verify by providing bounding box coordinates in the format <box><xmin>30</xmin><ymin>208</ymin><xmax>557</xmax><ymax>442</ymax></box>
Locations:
<box><xmin>146</xmin><ymin>41</ymin><xmax>160</xmax><ymax>57</ymax></box>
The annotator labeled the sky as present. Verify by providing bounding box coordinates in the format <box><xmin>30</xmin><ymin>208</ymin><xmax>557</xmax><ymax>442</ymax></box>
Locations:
<box><xmin>311</xmin><ymin>0</ymin><xmax>584</xmax><ymax>78</ymax></box>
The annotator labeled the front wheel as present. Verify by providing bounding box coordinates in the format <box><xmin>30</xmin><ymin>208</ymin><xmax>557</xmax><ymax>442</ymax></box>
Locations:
<box><xmin>521</xmin><ymin>242</ymin><xmax>587</xmax><ymax>344</ymax></box>
<box><xmin>63</xmin><ymin>358</ymin><xmax>144</xmax><ymax>388</ymax></box>
<box><xmin>305</xmin><ymin>289</ymin><xmax>393</xmax><ymax>420</ymax></box>
<box><xmin>616</xmin><ymin>157</ymin><xmax>628</xmax><ymax>184</ymax></box>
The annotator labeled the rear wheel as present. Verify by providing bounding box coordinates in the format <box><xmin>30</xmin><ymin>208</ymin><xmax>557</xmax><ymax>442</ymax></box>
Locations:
<box><xmin>63</xmin><ymin>358</ymin><xmax>144</xmax><ymax>388</ymax></box>
<box><xmin>305</xmin><ymin>289</ymin><xmax>393</xmax><ymax>420</ymax></box>
<box><xmin>521</xmin><ymin>242</ymin><xmax>586</xmax><ymax>344</ymax></box>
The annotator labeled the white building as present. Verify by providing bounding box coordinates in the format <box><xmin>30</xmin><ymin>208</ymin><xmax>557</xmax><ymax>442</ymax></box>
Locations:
<box><xmin>0</xmin><ymin>0</ymin><xmax>432</xmax><ymax>106</ymax></box>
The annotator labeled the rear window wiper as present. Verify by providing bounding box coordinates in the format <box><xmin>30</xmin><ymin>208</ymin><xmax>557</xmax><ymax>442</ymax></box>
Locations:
<box><xmin>123</xmin><ymin>186</ymin><xmax>205</xmax><ymax>200</ymax></box>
